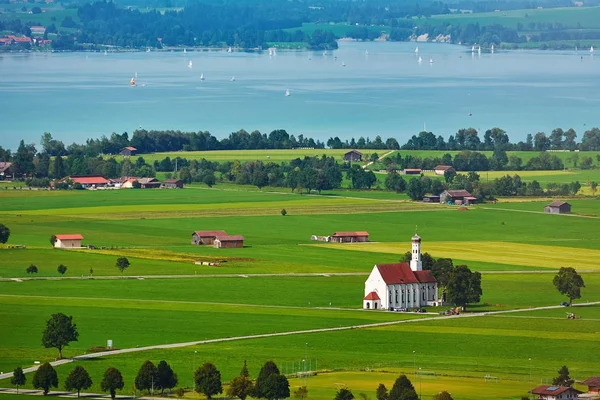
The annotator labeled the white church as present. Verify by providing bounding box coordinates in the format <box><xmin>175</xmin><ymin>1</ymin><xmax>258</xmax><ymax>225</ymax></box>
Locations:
<box><xmin>363</xmin><ymin>234</ymin><xmax>439</xmax><ymax>310</ymax></box>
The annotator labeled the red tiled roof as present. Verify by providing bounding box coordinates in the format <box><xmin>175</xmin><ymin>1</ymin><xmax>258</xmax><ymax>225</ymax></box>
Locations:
<box><xmin>364</xmin><ymin>291</ymin><xmax>380</xmax><ymax>301</ymax></box>
<box><xmin>69</xmin><ymin>175</ymin><xmax>110</xmax><ymax>185</ymax></box>
<box><xmin>583</xmin><ymin>377</ymin><xmax>600</xmax><ymax>387</ymax></box>
<box><xmin>165</xmin><ymin>179</ymin><xmax>182</xmax><ymax>184</ymax></box>
<box><xmin>55</xmin><ymin>234</ymin><xmax>84</xmax><ymax>240</ymax></box>
<box><xmin>531</xmin><ymin>385</ymin><xmax>581</xmax><ymax>396</ymax></box>
<box><xmin>216</xmin><ymin>235</ymin><xmax>244</xmax><ymax>242</ymax></box>
<box><xmin>123</xmin><ymin>146</ymin><xmax>137</xmax><ymax>151</ymax></box>
<box><xmin>376</xmin><ymin>263</ymin><xmax>420</xmax><ymax>284</ymax></box>
<box><xmin>414</xmin><ymin>270</ymin><xmax>437</xmax><ymax>283</ymax></box>
<box><xmin>193</xmin><ymin>230</ymin><xmax>227</xmax><ymax>238</ymax></box>
<box><xmin>331</xmin><ymin>231</ymin><xmax>369</xmax><ymax>237</ymax></box>
<box><xmin>404</xmin><ymin>168</ymin><xmax>422</xmax><ymax>172</ymax></box>
<box><xmin>434</xmin><ymin>165</ymin><xmax>453</xmax><ymax>170</ymax></box>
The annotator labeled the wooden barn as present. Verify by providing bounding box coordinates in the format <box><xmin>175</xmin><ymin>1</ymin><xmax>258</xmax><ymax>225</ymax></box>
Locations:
<box><xmin>434</xmin><ymin>165</ymin><xmax>454</xmax><ymax>176</ymax></box>
<box><xmin>330</xmin><ymin>231</ymin><xmax>370</xmax><ymax>243</ymax></box>
<box><xmin>192</xmin><ymin>230</ymin><xmax>227</xmax><ymax>245</ymax></box>
<box><xmin>343</xmin><ymin>150</ymin><xmax>363</xmax><ymax>162</ymax></box>
<box><xmin>138</xmin><ymin>177</ymin><xmax>161</xmax><ymax>189</ymax></box>
<box><xmin>120</xmin><ymin>147</ymin><xmax>137</xmax><ymax>156</ymax></box>
<box><xmin>440</xmin><ymin>189</ymin><xmax>473</xmax><ymax>204</ymax></box>
<box><xmin>544</xmin><ymin>201</ymin><xmax>571</xmax><ymax>214</ymax></box>
<box><xmin>213</xmin><ymin>235</ymin><xmax>245</xmax><ymax>248</ymax></box>
<box><xmin>163</xmin><ymin>179</ymin><xmax>184</xmax><ymax>189</ymax></box>
<box><xmin>0</xmin><ymin>162</ymin><xmax>13</xmax><ymax>180</ymax></box>
<box><xmin>403</xmin><ymin>168</ymin><xmax>422</xmax><ymax>175</ymax></box>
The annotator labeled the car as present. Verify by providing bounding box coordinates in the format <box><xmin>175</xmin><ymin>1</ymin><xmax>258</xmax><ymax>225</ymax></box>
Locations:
<box><xmin>560</xmin><ymin>301</ymin><xmax>569</xmax><ymax>307</ymax></box>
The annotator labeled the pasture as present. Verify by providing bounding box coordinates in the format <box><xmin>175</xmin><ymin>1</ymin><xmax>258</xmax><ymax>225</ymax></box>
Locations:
<box><xmin>1</xmin><ymin>186</ymin><xmax>599</xmax><ymax>400</ymax></box>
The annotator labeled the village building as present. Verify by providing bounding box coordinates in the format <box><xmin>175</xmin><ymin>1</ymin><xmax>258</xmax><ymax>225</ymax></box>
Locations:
<box><xmin>30</xmin><ymin>26</ymin><xmax>46</xmax><ymax>35</ymax></box>
<box><xmin>213</xmin><ymin>235</ymin><xmax>244</xmax><ymax>248</ymax></box>
<box><xmin>530</xmin><ymin>385</ymin><xmax>582</xmax><ymax>400</ymax></box>
<box><xmin>54</xmin><ymin>234</ymin><xmax>84</xmax><ymax>248</ymax></box>
<box><xmin>422</xmin><ymin>195</ymin><xmax>441</xmax><ymax>203</ymax></box>
<box><xmin>439</xmin><ymin>189</ymin><xmax>475</xmax><ymax>205</ymax></box>
<box><xmin>120</xmin><ymin>146</ymin><xmax>137</xmax><ymax>156</ymax></box>
<box><xmin>192</xmin><ymin>230</ymin><xmax>228</xmax><ymax>245</ymax></box>
<box><xmin>434</xmin><ymin>165</ymin><xmax>454</xmax><ymax>176</ymax></box>
<box><xmin>67</xmin><ymin>175</ymin><xmax>110</xmax><ymax>188</ymax></box>
<box><xmin>0</xmin><ymin>162</ymin><xmax>13</xmax><ymax>179</ymax></box>
<box><xmin>163</xmin><ymin>179</ymin><xmax>184</xmax><ymax>189</ymax></box>
<box><xmin>363</xmin><ymin>234</ymin><xmax>438</xmax><ymax>310</ymax></box>
<box><xmin>582</xmin><ymin>377</ymin><xmax>600</xmax><ymax>396</ymax></box>
<box><xmin>403</xmin><ymin>168</ymin><xmax>422</xmax><ymax>175</ymax></box>
<box><xmin>330</xmin><ymin>231</ymin><xmax>369</xmax><ymax>243</ymax></box>
<box><xmin>343</xmin><ymin>150</ymin><xmax>363</xmax><ymax>162</ymax></box>
<box><xmin>544</xmin><ymin>201</ymin><xmax>571</xmax><ymax>214</ymax></box>
<box><xmin>138</xmin><ymin>177</ymin><xmax>161</xmax><ymax>189</ymax></box>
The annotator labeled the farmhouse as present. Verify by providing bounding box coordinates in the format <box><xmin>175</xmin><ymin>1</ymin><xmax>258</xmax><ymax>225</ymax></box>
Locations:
<box><xmin>120</xmin><ymin>146</ymin><xmax>137</xmax><ymax>156</ymax></box>
<box><xmin>67</xmin><ymin>175</ymin><xmax>110</xmax><ymax>188</ymax></box>
<box><xmin>363</xmin><ymin>234</ymin><xmax>438</xmax><ymax>310</ymax></box>
<box><xmin>544</xmin><ymin>201</ymin><xmax>571</xmax><ymax>214</ymax></box>
<box><xmin>213</xmin><ymin>235</ymin><xmax>244</xmax><ymax>248</ymax></box>
<box><xmin>343</xmin><ymin>150</ymin><xmax>363</xmax><ymax>162</ymax></box>
<box><xmin>434</xmin><ymin>165</ymin><xmax>454</xmax><ymax>176</ymax></box>
<box><xmin>530</xmin><ymin>385</ymin><xmax>582</xmax><ymax>400</ymax></box>
<box><xmin>439</xmin><ymin>189</ymin><xmax>474</xmax><ymax>205</ymax></box>
<box><xmin>0</xmin><ymin>162</ymin><xmax>13</xmax><ymax>179</ymax></box>
<box><xmin>54</xmin><ymin>234</ymin><xmax>84</xmax><ymax>248</ymax></box>
<box><xmin>192</xmin><ymin>230</ymin><xmax>228</xmax><ymax>245</ymax></box>
<box><xmin>582</xmin><ymin>377</ymin><xmax>600</xmax><ymax>395</ymax></box>
<box><xmin>138</xmin><ymin>177</ymin><xmax>161</xmax><ymax>189</ymax></box>
<box><xmin>330</xmin><ymin>231</ymin><xmax>369</xmax><ymax>243</ymax></box>
<box><xmin>163</xmin><ymin>179</ymin><xmax>184</xmax><ymax>189</ymax></box>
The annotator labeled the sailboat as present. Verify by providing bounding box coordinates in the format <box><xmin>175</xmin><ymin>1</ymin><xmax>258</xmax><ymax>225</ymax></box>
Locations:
<box><xmin>188</xmin><ymin>60</ymin><xmax>192</xmax><ymax>68</ymax></box>
<box><xmin>230</xmin><ymin>76</ymin><xmax>236</xmax><ymax>82</ymax></box>
<box><xmin>104</xmin><ymin>50</ymin><xmax>108</xmax><ymax>56</ymax></box>
<box><xmin>228</xmin><ymin>46</ymin><xmax>232</xmax><ymax>53</ymax></box>
<box><xmin>477</xmin><ymin>46</ymin><xmax>481</xmax><ymax>55</ymax></box>
<box><xmin>200</xmin><ymin>73</ymin><xmax>205</xmax><ymax>81</ymax></box>
<box><xmin>341</xmin><ymin>61</ymin><xmax>346</xmax><ymax>67</ymax></box>
<box><xmin>183</xmin><ymin>48</ymin><xmax>187</xmax><ymax>54</ymax></box>
<box><xmin>130</xmin><ymin>77</ymin><xmax>136</xmax><ymax>87</ymax></box>
<box><xmin>322</xmin><ymin>51</ymin><xmax>327</xmax><ymax>56</ymax></box>
<box><xmin>429</xmin><ymin>57</ymin><xmax>433</xmax><ymax>64</ymax></box>
<box><xmin>269</xmin><ymin>49</ymin><xmax>273</xmax><ymax>56</ymax></box>
<box><xmin>365</xmin><ymin>50</ymin><xmax>369</xmax><ymax>56</ymax></box>
<box><xmin>591</xmin><ymin>46</ymin><xmax>595</xmax><ymax>53</ymax></box>
<box><xmin>491</xmin><ymin>44</ymin><xmax>494</xmax><ymax>53</ymax></box>
<box><xmin>471</xmin><ymin>45</ymin><xmax>475</xmax><ymax>53</ymax></box>
<box><xmin>415</xmin><ymin>46</ymin><xmax>419</xmax><ymax>53</ymax></box>
<box><xmin>418</xmin><ymin>56</ymin><xmax>422</xmax><ymax>63</ymax></box>
<box><xmin>135</xmin><ymin>72</ymin><xmax>138</xmax><ymax>79</ymax></box>
<box><xmin>146</xmin><ymin>47</ymin><xmax>150</xmax><ymax>53</ymax></box>
<box><xmin>285</xmin><ymin>89</ymin><xmax>290</xmax><ymax>97</ymax></box>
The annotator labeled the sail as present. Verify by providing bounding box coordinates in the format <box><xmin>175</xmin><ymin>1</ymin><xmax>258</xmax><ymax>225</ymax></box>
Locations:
<box><xmin>130</xmin><ymin>77</ymin><xmax>136</xmax><ymax>86</ymax></box>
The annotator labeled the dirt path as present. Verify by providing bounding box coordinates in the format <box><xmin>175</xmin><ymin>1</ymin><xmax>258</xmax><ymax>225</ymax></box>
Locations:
<box><xmin>361</xmin><ymin>150</ymin><xmax>394</xmax><ymax>170</ymax></box>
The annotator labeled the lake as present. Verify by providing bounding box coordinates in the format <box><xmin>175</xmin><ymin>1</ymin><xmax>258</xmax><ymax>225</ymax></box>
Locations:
<box><xmin>0</xmin><ymin>41</ymin><xmax>598</xmax><ymax>150</ymax></box>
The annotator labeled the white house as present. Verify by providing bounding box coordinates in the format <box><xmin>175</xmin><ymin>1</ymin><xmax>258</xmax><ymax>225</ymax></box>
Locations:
<box><xmin>363</xmin><ymin>234</ymin><xmax>438</xmax><ymax>310</ymax></box>
<box><xmin>54</xmin><ymin>234</ymin><xmax>84</xmax><ymax>248</ymax></box>
<box><xmin>530</xmin><ymin>385</ymin><xmax>582</xmax><ymax>400</ymax></box>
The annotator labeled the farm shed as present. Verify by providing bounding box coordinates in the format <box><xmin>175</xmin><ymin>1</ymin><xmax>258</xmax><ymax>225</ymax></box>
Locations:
<box><xmin>422</xmin><ymin>195</ymin><xmax>440</xmax><ymax>203</ymax></box>
<box><xmin>0</xmin><ymin>162</ymin><xmax>13</xmax><ymax>179</ymax></box>
<box><xmin>120</xmin><ymin>147</ymin><xmax>137</xmax><ymax>156</ymax></box>
<box><xmin>213</xmin><ymin>235</ymin><xmax>245</xmax><ymax>248</ymax></box>
<box><xmin>582</xmin><ymin>377</ymin><xmax>600</xmax><ymax>394</ymax></box>
<box><xmin>192</xmin><ymin>231</ymin><xmax>228</xmax><ymax>245</ymax></box>
<box><xmin>54</xmin><ymin>234</ymin><xmax>84</xmax><ymax>248</ymax></box>
<box><xmin>163</xmin><ymin>179</ymin><xmax>184</xmax><ymax>189</ymax></box>
<box><xmin>343</xmin><ymin>150</ymin><xmax>363</xmax><ymax>162</ymax></box>
<box><xmin>544</xmin><ymin>201</ymin><xmax>571</xmax><ymax>214</ymax></box>
<box><xmin>138</xmin><ymin>177</ymin><xmax>161</xmax><ymax>189</ymax></box>
<box><xmin>530</xmin><ymin>385</ymin><xmax>581</xmax><ymax>400</ymax></box>
<box><xmin>67</xmin><ymin>175</ymin><xmax>110</xmax><ymax>188</ymax></box>
<box><xmin>330</xmin><ymin>231</ymin><xmax>369</xmax><ymax>243</ymax></box>
<box><xmin>403</xmin><ymin>168</ymin><xmax>422</xmax><ymax>175</ymax></box>
<box><xmin>434</xmin><ymin>165</ymin><xmax>454</xmax><ymax>176</ymax></box>
<box><xmin>439</xmin><ymin>189</ymin><xmax>472</xmax><ymax>204</ymax></box>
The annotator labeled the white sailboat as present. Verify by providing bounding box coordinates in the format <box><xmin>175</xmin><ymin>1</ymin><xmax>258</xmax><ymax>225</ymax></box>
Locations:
<box><xmin>591</xmin><ymin>46</ymin><xmax>595</xmax><ymax>53</ymax></box>
<box><xmin>491</xmin><ymin>44</ymin><xmax>494</xmax><ymax>53</ymax></box>
<box><xmin>418</xmin><ymin>56</ymin><xmax>422</xmax><ymax>63</ymax></box>
<box><xmin>146</xmin><ymin>47</ymin><xmax>150</xmax><ymax>53</ymax></box>
<box><xmin>269</xmin><ymin>48</ymin><xmax>273</xmax><ymax>56</ymax></box>
<box><xmin>104</xmin><ymin>50</ymin><xmax>108</xmax><ymax>56</ymax></box>
<box><xmin>322</xmin><ymin>51</ymin><xmax>327</xmax><ymax>56</ymax></box>
<box><xmin>230</xmin><ymin>76</ymin><xmax>236</xmax><ymax>82</ymax></box>
<box><xmin>415</xmin><ymin>46</ymin><xmax>419</xmax><ymax>53</ymax></box>
<box><xmin>228</xmin><ymin>46</ymin><xmax>232</xmax><ymax>53</ymax></box>
<box><xmin>200</xmin><ymin>73</ymin><xmax>205</xmax><ymax>81</ymax></box>
<box><xmin>471</xmin><ymin>45</ymin><xmax>475</xmax><ymax>52</ymax></box>
<box><xmin>341</xmin><ymin>61</ymin><xmax>346</xmax><ymax>67</ymax></box>
<box><xmin>365</xmin><ymin>50</ymin><xmax>369</xmax><ymax>56</ymax></box>
<box><xmin>183</xmin><ymin>48</ymin><xmax>187</xmax><ymax>54</ymax></box>
<box><xmin>130</xmin><ymin>77</ymin><xmax>136</xmax><ymax>87</ymax></box>
<box><xmin>285</xmin><ymin>89</ymin><xmax>290</xmax><ymax>97</ymax></box>
<box><xmin>188</xmin><ymin>60</ymin><xmax>192</xmax><ymax>68</ymax></box>
<box><xmin>429</xmin><ymin>57</ymin><xmax>433</xmax><ymax>64</ymax></box>
<box><xmin>478</xmin><ymin>45</ymin><xmax>481</xmax><ymax>55</ymax></box>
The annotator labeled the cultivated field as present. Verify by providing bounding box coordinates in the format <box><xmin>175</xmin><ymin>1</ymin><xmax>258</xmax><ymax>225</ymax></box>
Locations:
<box><xmin>1</xmin><ymin>186</ymin><xmax>599</xmax><ymax>400</ymax></box>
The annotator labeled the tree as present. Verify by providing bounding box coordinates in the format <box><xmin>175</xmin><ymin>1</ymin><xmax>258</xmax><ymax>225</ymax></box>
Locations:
<box><xmin>254</xmin><ymin>361</ymin><xmax>289</xmax><ymax>400</ymax></box>
<box><xmin>431</xmin><ymin>258</ymin><xmax>454</xmax><ymax>302</ymax></box>
<box><xmin>57</xmin><ymin>264</ymin><xmax>67</xmax><ymax>275</ymax></box>
<box><xmin>32</xmin><ymin>362</ymin><xmax>58</xmax><ymax>395</ymax></box>
<box><xmin>552</xmin><ymin>365</ymin><xmax>574</xmax><ymax>387</ymax></box>
<box><xmin>388</xmin><ymin>375</ymin><xmax>417</xmax><ymax>400</ymax></box>
<box><xmin>11</xmin><ymin>367</ymin><xmax>26</xmax><ymax>393</ymax></box>
<box><xmin>115</xmin><ymin>257</ymin><xmax>130</xmax><ymax>276</ymax></box>
<box><xmin>135</xmin><ymin>360</ymin><xmax>158</xmax><ymax>393</ymax></box>
<box><xmin>156</xmin><ymin>360</ymin><xmax>178</xmax><ymax>394</ymax></box>
<box><xmin>591</xmin><ymin>181</ymin><xmax>598</xmax><ymax>196</ymax></box>
<box><xmin>406</xmin><ymin>178</ymin><xmax>425</xmax><ymax>200</ymax></box>
<box><xmin>335</xmin><ymin>388</ymin><xmax>354</xmax><ymax>400</ymax></box>
<box><xmin>65</xmin><ymin>366</ymin><xmax>93</xmax><ymax>397</ymax></box>
<box><xmin>50</xmin><ymin>235</ymin><xmax>57</xmax><ymax>246</ymax></box>
<box><xmin>294</xmin><ymin>386</ymin><xmax>308</xmax><ymax>400</ymax></box>
<box><xmin>0</xmin><ymin>223</ymin><xmax>10</xmax><ymax>243</ymax></box>
<box><xmin>194</xmin><ymin>362</ymin><xmax>222</xmax><ymax>400</ymax></box>
<box><xmin>13</xmin><ymin>140</ymin><xmax>35</xmax><ymax>178</ymax></box>
<box><xmin>446</xmin><ymin>265</ymin><xmax>482</xmax><ymax>311</ymax></box>
<box><xmin>27</xmin><ymin>264</ymin><xmax>38</xmax><ymax>275</ymax></box>
<box><xmin>281</xmin><ymin>208</ymin><xmax>287</xmax><ymax>216</ymax></box>
<box><xmin>553</xmin><ymin>267</ymin><xmax>585</xmax><ymax>306</ymax></box>
<box><xmin>42</xmin><ymin>313</ymin><xmax>79</xmax><ymax>359</ymax></box>
<box><xmin>375</xmin><ymin>384</ymin><xmax>388</xmax><ymax>400</ymax></box>
<box><xmin>433</xmin><ymin>391</ymin><xmax>454</xmax><ymax>400</ymax></box>
<box><xmin>228</xmin><ymin>361</ymin><xmax>254</xmax><ymax>400</ymax></box>
<box><xmin>101</xmin><ymin>367</ymin><xmax>124</xmax><ymax>400</ymax></box>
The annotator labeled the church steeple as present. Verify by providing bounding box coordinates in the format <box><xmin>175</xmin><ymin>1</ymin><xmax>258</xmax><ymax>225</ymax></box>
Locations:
<box><xmin>410</xmin><ymin>233</ymin><xmax>422</xmax><ymax>271</ymax></box>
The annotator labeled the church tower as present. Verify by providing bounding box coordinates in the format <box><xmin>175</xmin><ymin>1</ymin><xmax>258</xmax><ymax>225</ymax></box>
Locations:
<box><xmin>410</xmin><ymin>233</ymin><xmax>422</xmax><ymax>271</ymax></box>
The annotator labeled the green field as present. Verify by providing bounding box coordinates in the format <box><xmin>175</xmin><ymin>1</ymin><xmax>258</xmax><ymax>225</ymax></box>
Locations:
<box><xmin>1</xmin><ymin>185</ymin><xmax>599</xmax><ymax>400</ymax></box>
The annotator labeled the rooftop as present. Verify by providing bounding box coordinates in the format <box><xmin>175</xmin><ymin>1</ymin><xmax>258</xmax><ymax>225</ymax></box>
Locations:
<box><xmin>55</xmin><ymin>234</ymin><xmax>84</xmax><ymax>240</ymax></box>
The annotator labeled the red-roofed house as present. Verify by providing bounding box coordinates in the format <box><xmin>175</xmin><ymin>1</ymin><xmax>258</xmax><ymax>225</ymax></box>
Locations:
<box><xmin>582</xmin><ymin>377</ymin><xmax>600</xmax><ymax>395</ymax></box>
<box><xmin>8</xmin><ymin>35</ymin><xmax>32</xmax><ymax>44</ymax></box>
<box><xmin>66</xmin><ymin>175</ymin><xmax>110</xmax><ymax>188</ymax></box>
<box><xmin>192</xmin><ymin>230</ymin><xmax>228</xmax><ymax>245</ymax></box>
<box><xmin>330</xmin><ymin>231</ymin><xmax>369</xmax><ymax>243</ymax></box>
<box><xmin>530</xmin><ymin>385</ymin><xmax>582</xmax><ymax>400</ymax></box>
<box><xmin>54</xmin><ymin>234</ymin><xmax>84</xmax><ymax>248</ymax></box>
<box><xmin>364</xmin><ymin>234</ymin><xmax>438</xmax><ymax>310</ymax></box>
<box><xmin>214</xmin><ymin>235</ymin><xmax>244</xmax><ymax>248</ymax></box>
<box><xmin>120</xmin><ymin>146</ymin><xmax>137</xmax><ymax>156</ymax></box>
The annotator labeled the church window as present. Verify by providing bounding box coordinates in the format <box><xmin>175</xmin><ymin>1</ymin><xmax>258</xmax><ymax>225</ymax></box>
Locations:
<box><xmin>395</xmin><ymin>291</ymin><xmax>398</xmax><ymax>303</ymax></box>
<box><xmin>389</xmin><ymin>291</ymin><xmax>392</xmax><ymax>305</ymax></box>
<box><xmin>422</xmin><ymin>292</ymin><xmax>425</xmax><ymax>301</ymax></box>
<box><xmin>402</xmin><ymin>290</ymin><xmax>405</xmax><ymax>302</ymax></box>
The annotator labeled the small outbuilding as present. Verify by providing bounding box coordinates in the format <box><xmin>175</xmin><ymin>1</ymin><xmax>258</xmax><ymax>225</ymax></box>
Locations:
<box><xmin>363</xmin><ymin>291</ymin><xmax>381</xmax><ymax>310</ymax></box>
<box><xmin>0</xmin><ymin>162</ymin><xmax>13</xmax><ymax>180</ymax></box>
<box><xmin>163</xmin><ymin>179</ymin><xmax>184</xmax><ymax>189</ymax></box>
<box><xmin>54</xmin><ymin>234</ymin><xmax>84</xmax><ymax>248</ymax></box>
<box><xmin>213</xmin><ymin>235</ymin><xmax>245</xmax><ymax>248</ymax></box>
<box><xmin>138</xmin><ymin>177</ymin><xmax>161</xmax><ymax>189</ymax></box>
<box><xmin>530</xmin><ymin>385</ymin><xmax>582</xmax><ymax>400</ymax></box>
<box><xmin>343</xmin><ymin>150</ymin><xmax>363</xmax><ymax>162</ymax></box>
<box><xmin>330</xmin><ymin>231</ymin><xmax>369</xmax><ymax>243</ymax></box>
<box><xmin>403</xmin><ymin>168</ymin><xmax>422</xmax><ymax>175</ymax></box>
<box><xmin>582</xmin><ymin>377</ymin><xmax>600</xmax><ymax>395</ymax></box>
<box><xmin>120</xmin><ymin>147</ymin><xmax>137</xmax><ymax>156</ymax></box>
<box><xmin>192</xmin><ymin>230</ymin><xmax>228</xmax><ymax>245</ymax></box>
<box><xmin>434</xmin><ymin>165</ymin><xmax>454</xmax><ymax>176</ymax></box>
<box><xmin>440</xmin><ymin>189</ymin><xmax>472</xmax><ymax>204</ymax></box>
<box><xmin>544</xmin><ymin>201</ymin><xmax>571</xmax><ymax>214</ymax></box>
<box><xmin>423</xmin><ymin>195</ymin><xmax>441</xmax><ymax>203</ymax></box>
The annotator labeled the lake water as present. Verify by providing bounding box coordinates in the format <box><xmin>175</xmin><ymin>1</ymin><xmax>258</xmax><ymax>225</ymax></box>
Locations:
<box><xmin>0</xmin><ymin>41</ymin><xmax>598</xmax><ymax>150</ymax></box>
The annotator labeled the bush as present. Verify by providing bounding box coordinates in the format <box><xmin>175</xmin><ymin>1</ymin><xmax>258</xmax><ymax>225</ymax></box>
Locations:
<box><xmin>281</xmin><ymin>208</ymin><xmax>287</xmax><ymax>216</ymax></box>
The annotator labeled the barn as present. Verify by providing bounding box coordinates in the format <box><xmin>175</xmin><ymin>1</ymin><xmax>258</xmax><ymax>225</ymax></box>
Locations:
<box><xmin>54</xmin><ymin>234</ymin><xmax>84</xmax><ymax>248</ymax></box>
<box><xmin>330</xmin><ymin>231</ymin><xmax>369</xmax><ymax>243</ymax></box>
<box><xmin>120</xmin><ymin>147</ymin><xmax>137</xmax><ymax>156</ymax></box>
<box><xmin>192</xmin><ymin>231</ymin><xmax>227</xmax><ymax>245</ymax></box>
<box><xmin>403</xmin><ymin>168</ymin><xmax>422</xmax><ymax>175</ymax></box>
<box><xmin>544</xmin><ymin>201</ymin><xmax>571</xmax><ymax>214</ymax></box>
<box><xmin>439</xmin><ymin>189</ymin><xmax>473</xmax><ymax>205</ymax></box>
<box><xmin>67</xmin><ymin>175</ymin><xmax>110</xmax><ymax>188</ymax></box>
<box><xmin>434</xmin><ymin>165</ymin><xmax>454</xmax><ymax>176</ymax></box>
<box><xmin>343</xmin><ymin>150</ymin><xmax>363</xmax><ymax>162</ymax></box>
<box><xmin>213</xmin><ymin>235</ymin><xmax>245</xmax><ymax>248</ymax></box>
<box><xmin>163</xmin><ymin>179</ymin><xmax>184</xmax><ymax>189</ymax></box>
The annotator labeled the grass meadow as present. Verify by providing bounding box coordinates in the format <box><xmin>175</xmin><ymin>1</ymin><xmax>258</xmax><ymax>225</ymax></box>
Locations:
<box><xmin>1</xmin><ymin>187</ymin><xmax>599</xmax><ymax>400</ymax></box>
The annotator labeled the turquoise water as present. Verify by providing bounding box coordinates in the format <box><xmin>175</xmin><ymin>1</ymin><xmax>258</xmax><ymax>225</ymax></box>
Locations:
<box><xmin>0</xmin><ymin>41</ymin><xmax>598</xmax><ymax>150</ymax></box>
